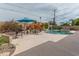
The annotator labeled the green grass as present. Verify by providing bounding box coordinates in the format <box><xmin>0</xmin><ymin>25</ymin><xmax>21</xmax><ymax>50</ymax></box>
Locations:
<box><xmin>0</xmin><ymin>35</ymin><xmax>9</xmax><ymax>45</ymax></box>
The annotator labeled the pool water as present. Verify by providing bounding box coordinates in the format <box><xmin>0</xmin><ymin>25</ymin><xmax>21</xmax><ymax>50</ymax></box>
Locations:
<box><xmin>47</xmin><ymin>30</ymin><xmax>73</xmax><ymax>35</ymax></box>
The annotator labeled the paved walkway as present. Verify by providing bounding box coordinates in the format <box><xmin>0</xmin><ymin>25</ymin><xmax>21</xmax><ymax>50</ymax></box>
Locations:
<box><xmin>11</xmin><ymin>32</ymin><xmax>67</xmax><ymax>55</ymax></box>
<box><xmin>16</xmin><ymin>31</ymin><xmax>79</xmax><ymax>56</ymax></box>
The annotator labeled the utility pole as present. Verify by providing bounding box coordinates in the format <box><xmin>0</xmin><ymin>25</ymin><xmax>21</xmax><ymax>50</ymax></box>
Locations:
<box><xmin>53</xmin><ymin>9</ymin><xmax>56</xmax><ymax>25</ymax></box>
<box><xmin>40</xmin><ymin>17</ymin><xmax>42</xmax><ymax>22</ymax></box>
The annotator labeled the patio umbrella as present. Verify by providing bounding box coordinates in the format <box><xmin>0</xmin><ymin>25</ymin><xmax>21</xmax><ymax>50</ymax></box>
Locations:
<box><xmin>17</xmin><ymin>17</ymin><xmax>35</xmax><ymax>23</ymax></box>
<box><xmin>17</xmin><ymin>17</ymin><xmax>36</xmax><ymax>31</ymax></box>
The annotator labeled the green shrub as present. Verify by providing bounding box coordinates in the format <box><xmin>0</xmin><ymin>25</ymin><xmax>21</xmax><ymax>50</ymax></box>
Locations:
<box><xmin>0</xmin><ymin>35</ymin><xmax>10</xmax><ymax>45</ymax></box>
<box><xmin>70</xmin><ymin>26</ymin><xmax>79</xmax><ymax>30</ymax></box>
<box><xmin>43</xmin><ymin>23</ymin><xmax>48</xmax><ymax>29</ymax></box>
<box><xmin>52</xmin><ymin>26</ymin><xmax>62</xmax><ymax>30</ymax></box>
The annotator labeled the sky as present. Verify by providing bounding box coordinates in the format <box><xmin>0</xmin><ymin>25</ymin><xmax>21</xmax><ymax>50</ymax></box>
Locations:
<box><xmin>0</xmin><ymin>3</ymin><xmax>79</xmax><ymax>23</ymax></box>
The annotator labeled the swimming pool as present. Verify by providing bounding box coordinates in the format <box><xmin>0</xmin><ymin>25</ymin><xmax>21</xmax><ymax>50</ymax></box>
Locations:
<box><xmin>47</xmin><ymin>30</ymin><xmax>73</xmax><ymax>35</ymax></box>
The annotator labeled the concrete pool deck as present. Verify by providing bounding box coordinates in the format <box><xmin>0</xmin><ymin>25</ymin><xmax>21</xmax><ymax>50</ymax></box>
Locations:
<box><xmin>16</xmin><ymin>31</ymin><xmax>79</xmax><ymax>56</ymax></box>
<box><xmin>11</xmin><ymin>31</ymin><xmax>68</xmax><ymax>55</ymax></box>
<box><xmin>15</xmin><ymin>31</ymin><xmax>79</xmax><ymax>56</ymax></box>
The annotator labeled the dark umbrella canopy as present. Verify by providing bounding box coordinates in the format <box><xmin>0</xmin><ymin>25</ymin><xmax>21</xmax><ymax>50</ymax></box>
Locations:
<box><xmin>17</xmin><ymin>17</ymin><xmax>35</xmax><ymax>23</ymax></box>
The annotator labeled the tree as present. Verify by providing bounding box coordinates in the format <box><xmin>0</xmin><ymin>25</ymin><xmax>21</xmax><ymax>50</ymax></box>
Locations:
<box><xmin>74</xmin><ymin>18</ymin><xmax>79</xmax><ymax>25</ymax></box>
<box><xmin>0</xmin><ymin>21</ymin><xmax>23</xmax><ymax>34</ymax></box>
<box><xmin>33</xmin><ymin>20</ymin><xmax>37</xmax><ymax>24</ymax></box>
<box><xmin>43</xmin><ymin>23</ymin><xmax>48</xmax><ymax>29</ymax></box>
<box><xmin>71</xmin><ymin>19</ymin><xmax>75</xmax><ymax>26</ymax></box>
<box><xmin>61</xmin><ymin>22</ymin><xmax>70</xmax><ymax>26</ymax></box>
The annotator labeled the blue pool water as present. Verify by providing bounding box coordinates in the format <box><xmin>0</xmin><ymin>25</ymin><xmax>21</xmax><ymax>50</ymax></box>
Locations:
<box><xmin>47</xmin><ymin>30</ymin><xmax>73</xmax><ymax>35</ymax></box>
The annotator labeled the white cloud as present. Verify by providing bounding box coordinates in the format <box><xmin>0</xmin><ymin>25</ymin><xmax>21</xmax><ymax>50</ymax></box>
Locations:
<box><xmin>0</xmin><ymin>3</ymin><xmax>79</xmax><ymax>23</ymax></box>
